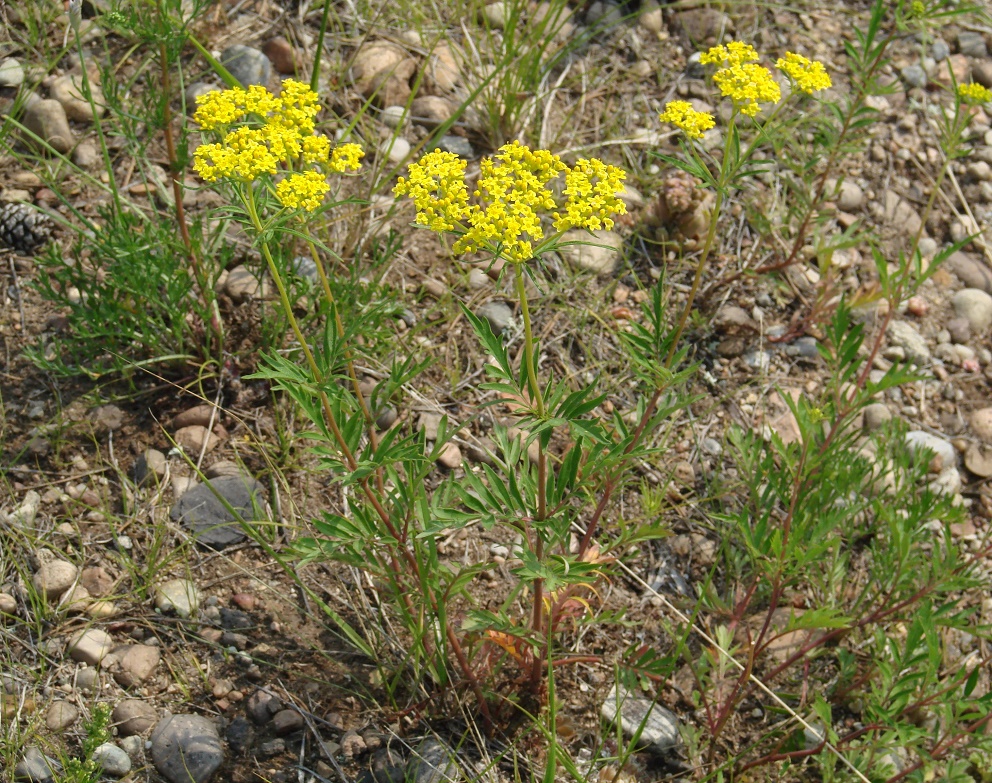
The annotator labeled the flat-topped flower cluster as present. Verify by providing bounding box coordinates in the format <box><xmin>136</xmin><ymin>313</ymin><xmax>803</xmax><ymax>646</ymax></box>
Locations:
<box><xmin>393</xmin><ymin>141</ymin><xmax>627</xmax><ymax>264</ymax></box>
<box><xmin>660</xmin><ymin>41</ymin><xmax>832</xmax><ymax>138</ymax></box>
<box><xmin>192</xmin><ymin>79</ymin><xmax>363</xmax><ymax>212</ymax></box>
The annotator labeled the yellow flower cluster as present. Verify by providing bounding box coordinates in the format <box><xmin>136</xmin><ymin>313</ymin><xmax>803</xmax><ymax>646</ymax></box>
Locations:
<box><xmin>329</xmin><ymin>143</ymin><xmax>365</xmax><ymax>173</ymax></box>
<box><xmin>276</xmin><ymin>171</ymin><xmax>329</xmax><ymax>212</ymax></box>
<box><xmin>776</xmin><ymin>52</ymin><xmax>832</xmax><ymax>94</ymax></box>
<box><xmin>393</xmin><ymin>142</ymin><xmax>627</xmax><ymax>265</ymax></box>
<box><xmin>690</xmin><ymin>41</ymin><xmax>832</xmax><ymax>121</ymax></box>
<box><xmin>699</xmin><ymin>41</ymin><xmax>759</xmax><ymax>68</ymax></box>
<box><xmin>393</xmin><ymin>151</ymin><xmax>470</xmax><ymax>232</ymax></box>
<box><xmin>553</xmin><ymin>158</ymin><xmax>627</xmax><ymax>232</ymax></box>
<box><xmin>713</xmin><ymin>62</ymin><xmax>781</xmax><ymax>117</ymax></box>
<box><xmin>958</xmin><ymin>82</ymin><xmax>992</xmax><ymax>105</ymax></box>
<box><xmin>454</xmin><ymin>142</ymin><xmax>566</xmax><ymax>263</ymax></box>
<box><xmin>659</xmin><ymin>100</ymin><xmax>716</xmax><ymax>139</ymax></box>
<box><xmin>192</xmin><ymin>79</ymin><xmax>363</xmax><ymax>213</ymax></box>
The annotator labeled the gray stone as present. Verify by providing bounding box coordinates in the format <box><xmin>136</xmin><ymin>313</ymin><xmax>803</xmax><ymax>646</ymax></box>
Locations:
<box><xmin>418</xmin><ymin>412</ymin><xmax>443</xmax><ymax>441</ymax></box>
<box><xmin>169</xmin><ymin>475</ymin><xmax>265</xmax><ymax>549</ymax></box>
<box><xmin>905</xmin><ymin>431</ymin><xmax>957</xmax><ymax>470</ymax></box>
<box><xmin>476</xmin><ymin>301</ymin><xmax>513</xmax><ymax>334</ymax></box>
<box><xmin>247</xmin><ymin>689</ymin><xmax>283</xmax><ymax>725</ymax></box>
<box><xmin>119</xmin><ymin>735</ymin><xmax>145</xmax><ymax>760</ymax></box>
<box><xmin>371</xmin><ymin>747</ymin><xmax>406</xmax><ymax>783</ymax></box>
<box><xmin>154</xmin><ymin>578</ymin><xmax>200</xmax><ymax>618</ymax></box>
<box><xmin>113</xmin><ymin>699</ymin><xmax>158</xmax><ymax>736</ymax></box>
<box><xmin>9</xmin><ymin>490</ymin><xmax>40</xmax><ymax>527</ymax></box>
<box><xmin>931</xmin><ymin>39</ymin><xmax>950</xmax><ymax>62</ymax></box>
<box><xmin>886</xmin><ymin>320</ymin><xmax>930</xmax><ymax>364</ymax></box>
<box><xmin>33</xmin><ymin>559</ymin><xmax>77</xmax><ymax>599</ymax></box>
<box><xmin>220</xmin><ymin>45</ymin><xmax>271</xmax><ymax>88</ymax></box>
<box><xmin>91</xmin><ymin>743</ymin><xmax>131</xmax><ymax>777</ymax></box>
<box><xmin>383</xmin><ymin>136</ymin><xmax>411</xmax><ymax>165</ymax></box>
<box><xmin>226</xmin><ymin>716</ymin><xmax>253</xmax><ymax>756</ymax></box>
<box><xmin>976</xmin><ymin>62</ymin><xmax>992</xmax><ymax>89</ymax></box>
<box><xmin>150</xmin><ymin>714</ymin><xmax>224</xmax><ymax>783</ymax></box>
<box><xmin>408</xmin><ymin>738</ymin><xmax>459</xmax><ymax>783</ymax></box>
<box><xmin>68</xmin><ymin>628</ymin><xmax>114</xmax><ymax>666</ymax></box>
<box><xmin>952</xmin><ymin>288</ymin><xmax>992</xmax><ymax>333</ymax></box>
<box><xmin>958</xmin><ymin>31</ymin><xmax>988</xmax><ymax>58</ymax></box>
<box><xmin>14</xmin><ymin>747</ymin><xmax>60</xmax><ymax>782</ymax></box>
<box><xmin>75</xmin><ymin>667</ymin><xmax>100</xmax><ymax>693</ymax></box>
<box><xmin>601</xmin><ymin>685</ymin><xmax>681</xmax><ymax>754</ymax></box>
<box><xmin>259</xmin><ymin>738</ymin><xmax>285</xmax><ymax>757</ymax></box>
<box><xmin>560</xmin><ymin>229</ymin><xmax>624</xmax><ymax>275</ymax></box>
<box><xmin>482</xmin><ymin>2</ymin><xmax>507</xmax><ymax>28</ymax></box>
<box><xmin>290</xmin><ymin>255</ymin><xmax>318</xmax><ymax>281</ymax></box>
<box><xmin>743</xmin><ymin>350</ymin><xmax>771</xmax><ymax>372</ymax></box>
<box><xmin>900</xmin><ymin>65</ymin><xmax>927</xmax><ymax>89</ymax></box>
<box><xmin>0</xmin><ymin>58</ymin><xmax>23</xmax><ymax>87</ymax></box>
<box><xmin>380</xmin><ymin>105</ymin><xmax>407</xmax><ymax>128</ymax></box>
<box><xmin>45</xmin><ymin>700</ymin><xmax>79</xmax><ymax>730</ymax></box>
<box><xmin>863</xmin><ymin>403</ymin><xmax>892</xmax><ymax>432</ymax></box>
<box><xmin>836</xmin><ymin>180</ymin><xmax>863</xmax><ymax>211</ymax></box>
<box><xmin>434</xmin><ymin>135</ymin><xmax>473</xmax><ymax>158</ymax></box>
<box><xmin>947</xmin><ymin>251</ymin><xmax>992</xmax><ymax>294</ymax></box>
<box><xmin>22</xmin><ymin>99</ymin><xmax>73</xmax><ymax>154</ymax></box>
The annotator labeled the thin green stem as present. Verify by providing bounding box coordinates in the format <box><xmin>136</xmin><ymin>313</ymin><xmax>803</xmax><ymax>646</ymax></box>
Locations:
<box><xmin>73</xmin><ymin>30</ymin><xmax>121</xmax><ymax>215</ymax></box>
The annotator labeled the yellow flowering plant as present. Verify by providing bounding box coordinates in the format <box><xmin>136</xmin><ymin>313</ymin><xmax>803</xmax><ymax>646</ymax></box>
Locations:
<box><xmin>391</xmin><ymin>141</ymin><xmax>688</xmax><ymax>702</ymax></box>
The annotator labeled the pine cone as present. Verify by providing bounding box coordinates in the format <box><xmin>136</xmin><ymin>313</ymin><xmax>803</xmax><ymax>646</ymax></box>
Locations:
<box><xmin>0</xmin><ymin>202</ymin><xmax>52</xmax><ymax>254</ymax></box>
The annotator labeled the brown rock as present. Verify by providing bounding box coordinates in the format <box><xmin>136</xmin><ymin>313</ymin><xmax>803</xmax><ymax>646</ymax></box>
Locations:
<box><xmin>68</xmin><ymin>628</ymin><xmax>114</xmax><ymax>666</ymax></box>
<box><xmin>972</xmin><ymin>408</ymin><xmax>992</xmax><ymax>443</ymax></box>
<box><xmin>351</xmin><ymin>42</ymin><xmax>416</xmax><ymax>106</ymax></box>
<box><xmin>33</xmin><ymin>558</ymin><xmax>78</xmax><ymax>599</ymax></box>
<box><xmin>113</xmin><ymin>644</ymin><xmax>160</xmax><ymax>687</ymax></box>
<box><xmin>410</xmin><ymin>96</ymin><xmax>455</xmax><ymax>128</ymax></box>
<box><xmin>272</xmin><ymin>709</ymin><xmax>304</xmax><ymax>735</ymax></box>
<box><xmin>965</xmin><ymin>443</ymin><xmax>992</xmax><ymax>478</ymax></box>
<box><xmin>113</xmin><ymin>699</ymin><xmax>158</xmax><ymax>736</ymax></box>
<box><xmin>174</xmin><ymin>425</ymin><xmax>220</xmax><ymax>454</ymax></box>
<box><xmin>674</xmin><ymin>8</ymin><xmax>732</xmax><ymax>43</ymax></box>
<box><xmin>173</xmin><ymin>404</ymin><xmax>218</xmax><ymax>429</ymax></box>
<box><xmin>426</xmin><ymin>42</ymin><xmax>461</xmax><ymax>94</ymax></box>
<box><xmin>22</xmin><ymin>98</ymin><xmax>74</xmax><ymax>153</ymax></box>
<box><xmin>436</xmin><ymin>442</ymin><xmax>463</xmax><ymax>470</ymax></box>
<box><xmin>79</xmin><ymin>566</ymin><xmax>115</xmax><ymax>597</ymax></box>
<box><xmin>49</xmin><ymin>73</ymin><xmax>106</xmax><ymax>122</ymax></box>
<box><xmin>263</xmin><ymin>38</ymin><xmax>296</xmax><ymax>74</ymax></box>
<box><xmin>46</xmin><ymin>700</ymin><xmax>79</xmax><ymax>730</ymax></box>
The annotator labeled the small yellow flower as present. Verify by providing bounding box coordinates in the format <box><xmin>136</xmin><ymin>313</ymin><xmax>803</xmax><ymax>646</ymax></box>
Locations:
<box><xmin>329</xmin><ymin>143</ymin><xmax>365</xmax><ymax>173</ymax></box>
<box><xmin>393</xmin><ymin>151</ymin><xmax>470</xmax><ymax>232</ymax></box>
<box><xmin>193</xmin><ymin>88</ymin><xmax>246</xmax><ymax>130</ymax></box>
<box><xmin>276</xmin><ymin>170</ymin><xmax>330</xmax><ymax>212</ymax></box>
<box><xmin>224</xmin><ymin>126</ymin><xmax>279</xmax><ymax>181</ymax></box>
<box><xmin>776</xmin><ymin>52</ymin><xmax>832</xmax><ymax>94</ymax></box>
<box><xmin>659</xmin><ymin>100</ymin><xmax>716</xmax><ymax>139</ymax></box>
<box><xmin>712</xmin><ymin>63</ymin><xmax>781</xmax><ymax>116</ymax></box>
<box><xmin>300</xmin><ymin>134</ymin><xmax>331</xmax><ymax>163</ymax></box>
<box><xmin>958</xmin><ymin>82</ymin><xmax>992</xmax><ymax>105</ymax></box>
<box><xmin>453</xmin><ymin>141</ymin><xmax>567</xmax><ymax>264</ymax></box>
<box><xmin>553</xmin><ymin>158</ymin><xmax>627</xmax><ymax>232</ymax></box>
<box><xmin>700</xmin><ymin>41</ymin><xmax>759</xmax><ymax>67</ymax></box>
<box><xmin>193</xmin><ymin>142</ymin><xmax>237</xmax><ymax>182</ymax></box>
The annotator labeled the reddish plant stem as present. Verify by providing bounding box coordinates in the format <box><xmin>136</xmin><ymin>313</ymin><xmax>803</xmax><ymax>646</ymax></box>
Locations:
<box><xmin>159</xmin><ymin>43</ymin><xmax>222</xmax><ymax>357</ymax></box>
